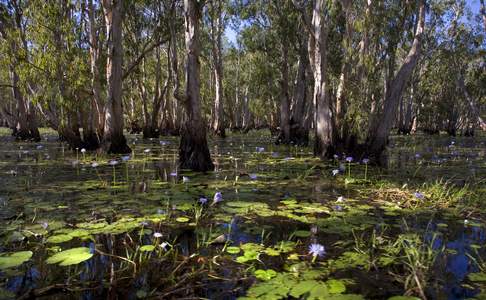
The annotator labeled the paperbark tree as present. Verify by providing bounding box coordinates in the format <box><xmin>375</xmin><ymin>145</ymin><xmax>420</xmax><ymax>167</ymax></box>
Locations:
<box><xmin>308</xmin><ymin>0</ymin><xmax>334</xmax><ymax>158</ymax></box>
<box><xmin>210</xmin><ymin>0</ymin><xmax>225</xmax><ymax>137</ymax></box>
<box><xmin>366</xmin><ymin>0</ymin><xmax>426</xmax><ymax>161</ymax></box>
<box><xmin>179</xmin><ymin>0</ymin><xmax>214</xmax><ymax>171</ymax></box>
<box><xmin>101</xmin><ymin>0</ymin><xmax>131</xmax><ymax>153</ymax></box>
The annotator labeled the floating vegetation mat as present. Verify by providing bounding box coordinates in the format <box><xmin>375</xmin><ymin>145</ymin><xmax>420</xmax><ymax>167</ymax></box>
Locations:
<box><xmin>0</xmin><ymin>131</ymin><xmax>485</xmax><ymax>299</ymax></box>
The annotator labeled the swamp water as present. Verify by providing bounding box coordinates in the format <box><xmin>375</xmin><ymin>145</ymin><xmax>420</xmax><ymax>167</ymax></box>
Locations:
<box><xmin>0</xmin><ymin>131</ymin><xmax>485</xmax><ymax>300</ymax></box>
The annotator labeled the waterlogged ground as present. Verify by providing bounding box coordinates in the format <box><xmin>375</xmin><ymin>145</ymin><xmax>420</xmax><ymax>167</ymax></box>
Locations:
<box><xmin>0</xmin><ymin>129</ymin><xmax>485</xmax><ymax>300</ymax></box>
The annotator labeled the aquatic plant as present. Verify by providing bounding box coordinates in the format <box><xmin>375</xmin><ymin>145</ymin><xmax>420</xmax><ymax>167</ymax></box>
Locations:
<box><xmin>345</xmin><ymin>156</ymin><xmax>353</xmax><ymax>178</ymax></box>
<box><xmin>81</xmin><ymin>148</ymin><xmax>86</xmax><ymax>161</ymax></box>
<box><xmin>362</xmin><ymin>158</ymin><xmax>369</xmax><ymax>180</ymax></box>
<box><xmin>309</xmin><ymin>243</ymin><xmax>326</xmax><ymax>262</ymax></box>
<box><xmin>109</xmin><ymin>159</ymin><xmax>119</xmax><ymax>185</ymax></box>
<box><xmin>413</xmin><ymin>192</ymin><xmax>424</xmax><ymax>200</ymax></box>
<box><xmin>213</xmin><ymin>191</ymin><xmax>223</xmax><ymax>204</ymax></box>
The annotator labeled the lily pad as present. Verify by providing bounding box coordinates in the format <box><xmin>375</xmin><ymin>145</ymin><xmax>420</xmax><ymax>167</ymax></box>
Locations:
<box><xmin>140</xmin><ymin>245</ymin><xmax>156</xmax><ymax>252</ymax></box>
<box><xmin>254</xmin><ymin>269</ymin><xmax>277</xmax><ymax>281</ymax></box>
<box><xmin>175</xmin><ymin>217</ymin><xmax>190</xmax><ymax>223</ymax></box>
<box><xmin>46</xmin><ymin>247</ymin><xmax>93</xmax><ymax>266</ymax></box>
<box><xmin>47</xmin><ymin>234</ymin><xmax>73</xmax><ymax>244</ymax></box>
<box><xmin>0</xmin><ymin>251</ymin><xmax>33</xmax><ymax>270</ymax></box>
<box><xmin>226</xmin><ymin>246</ymin><xmax>241</xmax><ymax>254</ymax></box>
<box><xmin>468</xmin><ymin>272</ymin><xmax>486</xmax><ymax>282</ymax></box>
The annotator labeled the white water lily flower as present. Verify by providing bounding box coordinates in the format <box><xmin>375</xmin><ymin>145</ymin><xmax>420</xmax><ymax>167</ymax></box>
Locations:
<box><xmin>108</xmin><ymin>160</ymin><xmax>119</xmax><ymax>166</ymax></box>
<box><xmin>308</xmin><ymin>243</ymin><xmax>326</xmax><ymax>257</ymax></box>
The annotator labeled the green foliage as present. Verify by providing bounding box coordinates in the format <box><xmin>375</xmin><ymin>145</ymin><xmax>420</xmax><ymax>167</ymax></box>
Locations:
<box><xmin>0</xmin><ymin>251</ymin><xmax>33</xmax><ymax>270</ymax></box>
<box><xmin>46</xmin><ymin>247</ymin><xmax>93</xmax><ymax>266</ymax></box>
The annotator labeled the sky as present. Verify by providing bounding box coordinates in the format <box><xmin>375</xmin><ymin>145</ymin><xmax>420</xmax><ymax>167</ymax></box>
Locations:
<box><xmin>223</xmin><ymin>0</ymin><xmax>484</xmax><ymax>47</ymax></box>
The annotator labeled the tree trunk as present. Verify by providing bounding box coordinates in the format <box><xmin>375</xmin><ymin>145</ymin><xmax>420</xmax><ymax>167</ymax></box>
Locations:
<box><xmin>210</xmin><ymin>0</ymin><xmax>225</xmax><ymax>137</ymax></box>
<box><xmin>289</xmin><ymin>37</ymin><xmax>310</xmax><ymax>146</ymax></box>
<box><xmin>335</xmin><ymin>0</ymin><xmax>352</xmax><ymax>146</ymax></box>
<box><xmin>87</xmin><ymin>0</ymin><xmax>103</xmax><ymax>143</ymax></box>
<box><xmin>101</xmin><ymin>0</ymin><xmax>131</xmax><ymax>153</ymax></box>
<box><xmin>276</xmin><ymin>34</ymin><xmax>291</xmax><ymax>144</ymax></box>
<box><xmin>179</xmin><ymin>0</ymin><xmax>214</xmax><ymax>172</ymax></box>
<box><xmin>366</xmin><ymin>0</ymin><xmax>425</xmax><ymax>162</ymax></box>
<box><xmin>309</xmin><ymin>0</ymin><xmax>334</xmax><ymax>158</ymax></box>
<box><xmin>457</xmin><ymin>74</ymin><xmax>486</xmax><ymax>131</ymax></box>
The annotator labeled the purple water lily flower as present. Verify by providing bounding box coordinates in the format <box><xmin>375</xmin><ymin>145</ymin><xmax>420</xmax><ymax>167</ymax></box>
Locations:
<box><xmin>169</xmin><ymin>172</ymin><xmax>177</xmax><ymax>177</ymax></box>
<box><xmin>121</xmin><ymin>155</ymin><xmax>131</xmax><ymax>162</ymax></box>
<box><xmin>345</xmin><ymin>156</ymin><xmax>353</xmax><ymax>163</ymax></box>
<box><xmin>249</xmin><ymin>173</ymin><xmax>258</xmax><ymax>180</ymax></box>
<box><xmin>213</xmin><ymin>192</ymin><xmax>223</xmax><ymax>204</ymax></box>
<box><xmin>414</xmin><ymin>192</ymin><xmax>424</xmax><ymax>200</ymax></box>
<box><xmin>199</xmin><ymin>197</ymin><xmax>208</xmax><ymax>205</ymax></box>
<box><xmin>362</xmin><ymin>158</ymin><xmax>370</xmax><ymax>164</ymax></box>
<box><xmin>256</xmin><ymin>147</ymin><xmax>265</xmax><ymax>153</ymax></box>
<box><xmin>308</xmin><ymin>243</ymin><xmax>326</xmax><ymax>257</ymax></box>
<box><xmin>160</xmin><ymin>140</ymin><xmax>170</xmax><ymax>146</ymax></box>
<box><xmin>333</xmin><ymin>205</ymin><xmax>343</xmax><ymax>211</ymax></box>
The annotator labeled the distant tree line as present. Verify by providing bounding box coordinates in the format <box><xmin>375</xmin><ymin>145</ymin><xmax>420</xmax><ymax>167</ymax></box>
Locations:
<box><xmin>0</xmin><ymin>0</ymin><xmax>484</xmax><ymax>169</ymax></box>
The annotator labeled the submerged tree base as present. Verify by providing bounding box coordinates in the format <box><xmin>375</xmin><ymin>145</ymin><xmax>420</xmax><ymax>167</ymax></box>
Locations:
<box><xmin>179</xmin><ymin>127</ymin><xmax>214</xmax><ymax>172</ymax></box>
<box><xmin>101</xmin><ymin>134</ymin><xmax>131</xmax><ymax>154</ymax></box>
<box><xmin>13</xmin><ymin>128</ymin><xmax>41</xmax><ymax>142</ymax></box>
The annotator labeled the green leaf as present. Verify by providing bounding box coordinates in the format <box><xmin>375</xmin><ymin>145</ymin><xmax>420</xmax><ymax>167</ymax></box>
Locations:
<box><xmin>293</xmin><ymin>230</ymin><xmax>311</xmax><ymax>238</ymax></box>
<box><xmin>226</xmin><ymin>246</ymin><xmax>241</xmax><ymax>254</ymax></box>
<box><xmin>326</xmin><ymin>279</ymin><xmax>346</xmax><ymax>294</ymax></box>
<box><xmin>0</xmin><ymin>251</ymin><xmax>33</xmax><ymax>270</ymax></box>
<box><xmin>289</xmin><ymin>280</ymin><xmax>319</xmax><ymax>298</ymax></box>
<box><xmin>468</xmin><ymin>272</ymin><xmax>486</xmax><ymax>282</ymax></box>
<box><xmin>139</xmin><ymin>245</ymin><xmax>155</xmax><ymax>252</ymax></box>
<box><xmin>46</xmin><ymin>247</ymin><xmax>93</xmax><ymax>266</ymax></box>
<box><xmin>309</xmin><ymin>282</ymin><xmax>330</xmax><ymax>299</ymax></box>
<box><xmin>254</xmin><ymin>269</ymin><xmax>277</xmax><ymax>281</ymax></box>
<box><xmin>175</xmin><ymin>217</ymin><xmax>190</xmax><ymax>223</ymax></box>
<box><xmin>46</xmin><ymin>234</ymin><xmax>73</xmax><ymax>244</ymax></box>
